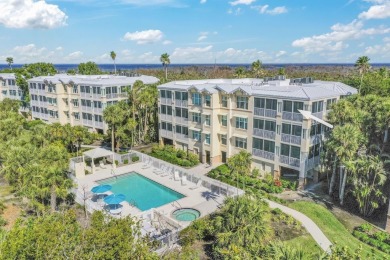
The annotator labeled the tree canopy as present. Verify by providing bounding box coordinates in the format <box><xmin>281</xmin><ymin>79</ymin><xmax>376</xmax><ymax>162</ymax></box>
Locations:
<box><xmin>77</xmin><ymin>61</ymin><xmax>102</xmax><ymax>75</ymax></box>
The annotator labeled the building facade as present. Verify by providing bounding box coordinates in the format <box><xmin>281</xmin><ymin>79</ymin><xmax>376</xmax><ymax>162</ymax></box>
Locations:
<box><xmin>27</xmin><ymin>74</ymin><xmax>159</xmax><ymax>133</ymax></box>
<box><xmin>157</xmin><ymin>77</ymin><xmax>357</xmax><ymax>184</ymax></box>
<box><xmin>0</xmin><ymin>73</ymin><xmax>24</xmax><ymax>102</ymax></box>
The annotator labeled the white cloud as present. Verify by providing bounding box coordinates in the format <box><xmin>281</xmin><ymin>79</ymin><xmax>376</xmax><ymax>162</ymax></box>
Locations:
<box><xmin>0</xmin><ymin>0</ymin><xmax>67</xmax><ymax>29</ymax></box>
<box><xmin>171</xmin><ymin>45</ymin><xmax>213</xmax><ymax>62</ymax></box>
<box><xmin>119</xmin><ymin>0</ymin><xmax>186</xmax><ymax>7</ymax></box>
<box><xmin>359</xmin><ymin>1</ymin><xmax>390</xmax><ymax>19</ymax></box>
<box><xmin>162</xmin><ymin>40</ymin><xmax>172</xmax><ymax>45</ymax></box>
<box><xmin>55</xmin><ymin>46</ymin><xmax>63</xmax><ymax>51</ymax></box>
<box><xmin>65</xmin><ymin>51</ymin><xmax>83</xmax><ymax>61</ymax></box>
<box><xmin>227</xmin><ymin>7</ymin><xmax>242</xmax><ymax>15</ymax></box>
<box><xmin>138</xmin><ymin>52</ymin><xmax>159</xmax><ymax>63</ymax></box>
<box><xmin>198</xmin><ymin>35</ymin><xmax>207</xmax><ymax>41</ymax></box>
<box><xmin>200</xmin><ymin>0</ymin><xmax>206</xmax><ymax>3</ymax></box>
<box><xmin>365</xmin><ymin>43</ymin><xmax>390</xmax><ymax>55</ymax></box>
<box><xmin>251</xmin><ymin>5</ymin><xmax>288</xmax><ymax>15</ymax></box>
<box><xmin>229</xmin><ymin>0</ymin><xmax>256</xmax><ymax>6</ymax></box>
<box><xmin>123</xmin><ymin>30</ymin><xmax>164</xmax><ymax>44</ymax></box>
<box><xmin>13</xmin><ymin>44</ymin><xmax>46</xmax><ymax>57</ymax></box>
<box><xmin>292</xmin><ymin>20</ymin><xmax>390</xmax><ymax>53</ymax></box>
<box><xmin>276</xmin><ymin>50</ymin><xmax>287</xmax><ymax>57</ymax></box>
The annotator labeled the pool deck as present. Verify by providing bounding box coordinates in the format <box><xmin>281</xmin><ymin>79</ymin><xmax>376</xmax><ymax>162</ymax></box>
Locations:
<box><xmin>76</xmin><ymin>162</ymin><xmax>226</xmax><ymax>228</ymax></box>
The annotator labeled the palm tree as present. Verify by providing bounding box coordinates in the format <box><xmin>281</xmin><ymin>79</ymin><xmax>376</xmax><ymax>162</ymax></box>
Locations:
<box><xmin>355</xmin><ymin>56</ymin><xmax>371</xmax><ymax>93</ymax></box>
<box><xmin>160</xmin><ymin>53</ymin><xmax>170</xmax><ymax>80</ymax></box>
<box><xmin>234</xmin><ymin>67</ymin><xmax>246</xmax><ymax>79</ymax></box>
<box><xmin>251</xmin><ymin>60</ymin><xmax>264</xmax><ymax>78</ymax></box>
<box><xmin>110</xmin><ymin>51</ymin><xmax>117</xmax><ymax>75</ymax></box>
<box><xmin>6</xmin><ymin>57</ymin><xmax>13</xmax><ymax>70</ymax></box>
<box><xmin>227</xmin><ymin>150</ymin><xmax>252</xmax><ymax>191</ymax></box>
<box><xmin>103</xmin><ymin>102</ymin><xmax>128</xmax><ymax>152</ymax></box>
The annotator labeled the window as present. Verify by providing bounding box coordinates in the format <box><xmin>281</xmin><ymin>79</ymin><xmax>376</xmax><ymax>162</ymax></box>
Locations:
<box><xmin>192</xmin><ymin>112</ymin><xmax>201</xmax><ymax>123</ymax></box>
<box><xmin>264</xmin><ymin>120</ymin><xmax>276</xmax><ymax>131</ymax></box>
<box><xmin>92</xmin><ymin>86</ymin><xmax>101</xmax><ymax>94</ymax></box>
<box><xmin>175</xmin><ymin>91</ymin><xmax>188</xmax><ymax>101</ymax></box>
<box><xmin>235</xmin><ymin>137</ymin><xmax>247</xmax><ymax>149</ymax></box>
<box><xmin>254</xmin><ymin>98</ymin><xmax>265</xmax><ymax>108</ymax></box>
<box><xmin>48</xmin><ymin>85</ymin><xmax>56</xmax><ymax>93</ymax></box>
<box><xmin>254</xmin><ymin>118</ymin><xmax>264</xmax><ymax>129</ymax></box>
<box><xmin>205</xmin><ymin>134</ymin><xmax>210</xmax><ymax>145</ymax></box>
<box><xmin>161</xmin><ymin>105</ymin><xmax>172</xmax><ymax>115</ymax></box>
<box><xmin>74</xmin><ymin>112</ymin><xmax>80</xmax><ymax>120</ymax></box>
<box><xmin>253</xmin><ymin>138</ymin><xmax>276</xmax><ymax>154</ymax></box>
<box><xmin>205</xmin><ymin>115</ymin><xmax>211</xmax><ymax>126</ymax></box>
<box><xmin>282</xmin><ymin>123</ymin><xmax>291</xmax><ymax>134</ymax></box>
<box><xmin>253</xmin><ymin>138</ymin><xmax>263</xmax><ymax>150</ymax></box>
<box><xmin>264</xmin><ymin>140</ymin><xmax>275</xmax><ymax>153</ymax></box>
<box><xmin>94</xmin><ymin>115</ymin><xmax>103</xmax><ymax>122</ymax></box>
<box><xmin>175</xmin><ymin>107</ymin><xmax>182</xmax><ymax>117</ymax></box>
<box><xmin>192</xmin><ymin>131</ymin><xmax>201</xmax><ymax>141</ymax></box>
<box><xmin>93</xmin><ymin>101</ymin><xmax>102</xmax><ymax>108</ymax></box>
<box><xmin>167</xmin><ymin>106</ymin><xmax>172</xmax><ymax>115</ymax></box>
<box><xmin>292</xmin><ymin>125</ymin><xmax>302</xmax><ymax>137</ymax></box>
<box><xmin>326</xmin><ymin>98</ymin><xmax>337</xmax><ymax>110</ymax></box>
<box><xmin>236</xmin><ymin>96</ymin><xmax>248</xmax><ymax>109</ymax></box>
<box><xmin>222</xmin><ymin>96</ymin><xmax>228</xmax><ymax>107</ymax></box>
<box><xmin>204</xmin><ymin>95</ymin><xmax>211</xmax><ymax>106</ymax></box>
<box><xmin>221</xmin><ymin>115</ymin><xmax>228</xmax><ymax>127</ymax></box>
<box><xmin>192</xmin><ymin>93</ymin><xmax>202</xmax><ymax>105</ymax></box>
<box><xmin>266</xmin><ymin>99</ymin><xmax>277</xmax><ymax>110</ymax></box>
<box><xmin>310</xmin><ymin>123</ymin><xmax>322</xmax><ymax>136</ymax></box>
<box><xmin>235</xmin><ymin>117</ymin><xmax>248</xmax><ymax>129</ymax></box>
<box><xmin>221</xmin><ymin>135</ymin><xmax>227</xmax><ymax>145</ymax></box>
<box><xmin>160</xmin><ymin>90</ymin><xmax>166</xmax><ymax>98</ymax></box>
<box><xmin>312</xmin><ymin>101</ymin><xmax>324</xmax><ymax>113</ymax></box>
<box><xmin>281</xmin><ymin>143</ymin><xmax>290</xmax><ymax>156</ymax></box>
<box><xmin>281</xmin><ymin>144</ymin><xmax>300</xmax><ymax>159</ymax></box>
<box><xmin>283</xmin><ymin>101</ymin><xmax>293</xmax><ymax>112</ymax></box>
<box><xmin>166</xmin><ymin>90</ymin><xmax>172</xmax><ymax>99</ymax></box>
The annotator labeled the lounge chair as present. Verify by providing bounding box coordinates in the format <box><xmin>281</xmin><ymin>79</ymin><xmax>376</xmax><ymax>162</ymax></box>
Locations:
<box><xmin>160</xmin><ymin>167</ymin><xmax>171</xmax><ymax>177</ymax></box>
<box><xmin>154</xmin><ymin>165</ymin><xmax>165</xmax><ymax>175</ymax></box>
<box><xmin>99</xmin><ymin>161</ymin><xmax>107</xmax><ymax>169</ymax></box>
<box><xmin>190</xmin><ymin>179</ymin><xmax>203</xmax><ymax>190</ymax></box>
<box><xmin>181</xmin><ymin>175</ymin><xmax>188</xmax><ymax>186</ymax></box>
<box><xmin>141</xmin><ymin>159</ymin><xmax>151</xmax><ymax>169</ymax></box>
<box><xmin>174</xmin><ymin>171</ymin><xmax>181</xmax><ymax>181</ymax></box>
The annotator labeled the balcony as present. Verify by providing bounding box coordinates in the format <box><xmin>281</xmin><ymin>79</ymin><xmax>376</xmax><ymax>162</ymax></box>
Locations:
<box><xmin>312</xmin><ymin>112</ymin><xmax>323</xmax><ymax>119</ymax></box>
<box><xmin>82</xmin><ymin>119</ymin><xmax>94</xmax><ymax>127</ymax></box>
<box><xmin>310</xmin><ymin>134</ymin><xmax>322</xmax><ymax>145</ymax></box>
<box><xmin>94</xmin><ymin>121</ymin><xmax>104</xmax><ymax>129</ymax></box>
<box><xmin>281</xmin><ymin>134</ymin><xmax>302</xmax><ymax>145</ymax></box>
<box><xmin>175</xmin><ymin>99</ymin><xmax>188</xmax><ymax>107</ymax></box>
<box><xmin>93</xmin><ymin>107</ymin><xmax>103</xmax><ymax>114</ymax></box>
<box><xmin>280</xmin><ymin>155</ymin><xmax>300</xmax><ymax>168</ymax></box>
<box><xmin>306</xmin><ymin>156</ymin><xmax>321</xmax><ymax>170</ymax></box>
<box><xmin>282</xmin><ymin>112</ymin><xmax>303</xmax><ymax>122</ymax></box>
<box><xmin>81</xmin><ymin>106</ymin><xmax>93</xmax><ymax>113</ymax></box>
<box><xmin>160</xmin><ymin>114</ymin><xmax>173</xmax><ymax>121</ymax></box>
<box><xmin>175</xmin><ymin>133</ymin><xmax>189</xmax><ymax>141</ymax></box>
<box><xmin>252</xmin><ymin>148</ymin><xmax>275</xmax><ymax>161</ymax></box>
<box><xmin>175</xmin><ymin>116</ymin><xmax>188</xmax><ymax>124</ymax></box>
<box><xmin>254</xmin><ymin>108</ymin><xmax>277</xmax><ymax>118</ymax></box>
<box><xmin>253</xmin><ymin>128</ymin><xmax>276</xmax><ymax>140</ymax></box>
<box><xmin>160</xmin><ymin>129</ymin><xmax>173</xmax><ymax>138</ymax></box>
<box><xmin>160</xmin><ymin>98</ymin><xmax>172</xmax><ymax>105</ymax></box>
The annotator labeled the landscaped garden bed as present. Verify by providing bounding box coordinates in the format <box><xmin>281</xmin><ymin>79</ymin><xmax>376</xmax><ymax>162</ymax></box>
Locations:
<box><xmin>352</xmin><ymin>224</ymin><xmax>390</xmax><ymax>254</ymax></box>
<box><xmin>149</xmin><ymin>145</ymin><xmax>199</xmax><ymax>167</ymax></box>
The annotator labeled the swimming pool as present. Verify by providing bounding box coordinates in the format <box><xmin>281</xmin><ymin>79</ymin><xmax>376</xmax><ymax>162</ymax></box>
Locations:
<box><xmin>97</xmin><ymin>172</ymin><xmax>185</xmax><ymax>211</ymax></box>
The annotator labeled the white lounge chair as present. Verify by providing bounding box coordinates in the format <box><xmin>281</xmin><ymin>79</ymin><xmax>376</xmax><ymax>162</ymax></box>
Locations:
<box><xmin>154</xmin><ymin>165</ymin><xmax>165</xmax><ymax>175</ymax></box>
<box><xmin>141</xmin><ymin>159</ymin><xmax>151</xmax><ymax>169</ymax></box>
<box><xmin>190</xmin><ymin>179</ymin><xmax>203</xmax><ymax>190</ymax></box>
<box><xmin>99</xmin><ymin>161</ymin><xmax>107</xmax><ymax>169</ymax></box>
<box><xmin>174</xmin><ymin>171</ymin><xmax>181</xmax><ymax>181</ymax></box>
<box><xmin>181</xmin><ymin>175</ymin><xmax>188</xmax><ymax>186</ymax></box>
<box><xmin>160</xmin><ymin>167</ymin><xmax>171</xmax><ymax>177</ymax></box>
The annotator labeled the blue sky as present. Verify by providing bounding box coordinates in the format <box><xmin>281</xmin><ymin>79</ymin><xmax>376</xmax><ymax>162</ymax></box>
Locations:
<box><xmin>0</xmin><ymin>0</ymin><xmax>389</xmax><ymax>64</ymax></box>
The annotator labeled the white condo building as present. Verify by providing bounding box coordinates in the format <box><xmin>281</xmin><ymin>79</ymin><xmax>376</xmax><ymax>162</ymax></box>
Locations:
<box><xmin>157</xmin><ymin>77</ymin><xmax>357</xmax><ymax>185</ymax></box>
<box><xmin>27</xmin><ymin>74</ymin><xmax>159</xmax><ymax>133</ymax></box>
<box><xmin>0</xmin><ymin>73</ymin><xmax>24</xmax><ymax>102</ymax></box>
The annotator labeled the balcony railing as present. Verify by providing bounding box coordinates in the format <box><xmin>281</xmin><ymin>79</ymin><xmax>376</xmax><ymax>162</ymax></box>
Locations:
<box><xmin>160</xmin><ymin>98</ymin><xmax>172</xmax><ymax>105</ymax></box>
<box><xmin>312</xmin><ymin>112</ymin><xmax>323</xmax><ymax>119</ymax></box>
<box><xmin>252</xmin><ymin>148</ymin><xmax>275</xmax><ymax>161</ymax></box>
<box><xmin>175</xmin><ymin>133</ymin><xmax>189</xmax><ymax>141</ymax></box>
<box><xmin>253</xmin><ymin>128</ymin><xmax>276</xmax><ymax>140</ymax></box>
<box><xmin>280</xmin><ymin>155</ymin><xmax>300</xmax><ymax>168</ymax></box>
<box><xmin>310</xmin><ymin>134</ymin><xmax>322</xmax><ymax>145</ymax></box>
<box><xmin>254</xmin><ymin>108</ymin><xmax>277</xmax><ymax>118</ymax></box>
<box><xmin>160</xmin><ymin>114</ymin><xmax>173</xmax><ymax>121</ymax></box>
<box><xmin>81</xmin><ymin>106</ymin><xmax>93</xmax><ymax>112</ymax></box>
<box><xmin>175</xmin><ymin>116</ymin><xmax>189</xmax><ymax>124</ymax></box>
<box><xmin>282</xmin><ymin>112</ymin><xmax>303</xmax><ymax>122</ymax></box>
<box><xmin>306</xmin><ymin>156</ymin><xmax>321</xmax><ymax>170</ymax></box>
<box><xmin>281</xmin><ymin>134</ymin><xmax>302</xmax><ymax>145</ymax></box>
<box><xmin>82</xmin><ymin>119</ymin><xmax>94</xmax><ymax>126</ymax></box>
<box><xmin>160</xmin><ymin>129</ymin><xmax>173</xmax><ymax>138</ymax></box>
<box><xmin>175</xmin><ymin>99</ymin><xmax>188</xmax><ymax>107</ymax></box>
<box><xmin>94</xmin><ymin>121</ymin><xmax>104</xmax><ymax>129</ymax></box>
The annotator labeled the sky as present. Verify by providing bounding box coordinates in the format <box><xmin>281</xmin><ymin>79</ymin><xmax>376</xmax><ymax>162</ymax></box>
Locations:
<box><xmin>0</xmin><ymin>0</ymin><xmax>390</xmax><ymax>64</ymax></box>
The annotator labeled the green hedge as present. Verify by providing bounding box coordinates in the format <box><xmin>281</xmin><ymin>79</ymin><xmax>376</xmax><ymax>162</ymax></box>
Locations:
<box><xmin>352</xmin><ymin>224</ymin><xmax>390</xmax><ymax>254</ymax></box>
<box><xmin>149</xmin><ymin>145</ymin><xmax>199</xmax><ymax>167</ymax></box>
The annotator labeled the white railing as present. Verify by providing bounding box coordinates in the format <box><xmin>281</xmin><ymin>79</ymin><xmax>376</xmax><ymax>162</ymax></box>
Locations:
<box><xmin>160</xmin><ymin>114</ymin><xmax>173</xmax><ymax>121</ymax></box>
<box><xmin>82</xmin><ymin>119</ymin><xmax>93</xmax><ymax>126</ymax></box>
<box><xmin>282</xmin><ymin>112</ymin><xmax>303</xmax><ymax>122</ymax></box>
<box><xmin>94</xmin><ymin>121</ymin><xmax>104</xmax><ymax>128</ymax></box>
<box><xmin>281</xmin><ymin>134</ymin><xmax>302</xmax><ymax>145</ymax></box>
<box><xmin>175</xmin><ymin>133</ymin><xmax>189</xmax><ymax>140</ymax></box>
<box><xmin>280</xmin><ymin>155</ymin><xmax>300</xmax><ymax>168</ymax></box>
<box><xmin>252</xmin><ymin>148</ymin><xmax>275</xmax><ymax>161</ymax></box>
<box><xmin>81</xmin><ymin>106</ymin><xmax>93</xmax><ymax>112</ymax></box>
<box><xmin>174</xmin><ymin>99</ymin><xmax>188</xmax><ymax>107</ymax></box>
<box><xmin>93</xmin><ymin>107</ymin><xmax>103</xmax><ymax>114</ymax></box>
<box><xmin>254</xmin><ymin>108</ymin><xmax>277</xmax><ymax>118</ymax></box>
<box><xmin>253</xmin><ymin>128</ymin><xmax>276</xmax><ymax>139</ymax></box>
<box><xmin>175</xmin><ymin>117</ymin><xmax>188</xmax><ymax>124</ymax></box>
<box><xmin>160</xmin><ymin>98</ymin><xmax>172</xmax><ymax>105</ymax></box>
<box><xmin>160</xmin><ymin>129</ymin><xmax>173</xmax><ymax>138</ymax></box>
<box><xmin>310</xmin><ymin>134</ymin><xmax>322</xmax><ymax>145</ymax></box>
<box><xmin>106</xmin><ymin>93</ymin><xmax>119</xmax><ymax>99</ymax></box>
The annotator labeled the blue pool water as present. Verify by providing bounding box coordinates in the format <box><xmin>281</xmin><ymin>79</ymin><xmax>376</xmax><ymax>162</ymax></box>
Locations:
<box><xmin>97</xmin><ymin>172</ymin><xmax>185</xmax><ymax>211</ymax></box>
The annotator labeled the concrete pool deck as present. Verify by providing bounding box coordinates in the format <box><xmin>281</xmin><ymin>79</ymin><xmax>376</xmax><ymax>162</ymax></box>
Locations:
<box><xmin>75</xmin><ymin>161</ymin><xmax>227</xmax><ymax>228</ymax></box>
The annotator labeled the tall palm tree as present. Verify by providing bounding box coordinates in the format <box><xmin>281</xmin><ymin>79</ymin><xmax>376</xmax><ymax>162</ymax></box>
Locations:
<box><xmin>234</xmin><ymin>67</ymin><xmax>246</xmax><ymax>79</ymax></box>
<box><xmin>355</xmin><ymin>56</ymin><xmax>371</xmax><ymax>93</ymax></box>
<box><xmin>6</xmin><ymin>57</ymin><xmax>13</xmax><ymax>70</ymax></box>
<box><xmin>251</xmin><ymin>60</ymin><xmax>264</xmax><ymax>78</ymax></box>
<box><xmin>160</xmin><ymin>53</ymin><xmax>170</xmax><ymax>80</ymax></box>
<box><xmin>103</xmin><ymin>103</ymin><xmax>128</xmax><ymax>152</ymax></box>
<box><xmin>110</xmin><ymin>51</ymin><xmax>117</xmax><ymax>75</ymax></box>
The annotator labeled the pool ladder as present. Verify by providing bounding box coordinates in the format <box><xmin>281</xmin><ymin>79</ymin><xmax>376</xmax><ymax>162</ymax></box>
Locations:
<box><xmin>172</xmin><ymin>200</ymin><xmax>182</xmax><ymax>210</ymax></box>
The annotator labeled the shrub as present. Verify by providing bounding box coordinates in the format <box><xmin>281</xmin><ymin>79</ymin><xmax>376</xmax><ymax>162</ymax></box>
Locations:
<box><xmin>115</xmin><ymin>160</ymin><xmax>119</xmax><ymax>165</ymax></box>
<box><xmin>0</xmin><ymin>216</ymin><xmax>7</xmax><ymax>227</ymax></box>
<box><xmin>131</xmin><ymin>156</ymin><xmax>139</xmax><ymax>162</ymax></box>
<box><xmin>357</xmin><ymin>223</ymin><xmax>373</xmax><ymax>233</ymax></box>
<box><xmin>123</xmin><ymin>159</ymin><xmax>129</xmax><ymax>164</ymax></box>
<box><xmin>149</xmin><ymin>145</ymin><xmax>199</xmax><ymax>167</ymax></box>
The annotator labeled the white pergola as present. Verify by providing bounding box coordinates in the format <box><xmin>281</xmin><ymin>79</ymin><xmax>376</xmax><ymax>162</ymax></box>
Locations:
<box><xmin>83</xmin><ymin>148</ymin><xmax>115</xmax><ymax>174</ymax></box>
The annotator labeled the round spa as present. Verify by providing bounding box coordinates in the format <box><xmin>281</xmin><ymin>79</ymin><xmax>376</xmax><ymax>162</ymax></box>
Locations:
<box><xmin>172</xmin><ymin>208</ymin><xmax>201</xmax><ymax>222</ymax></box>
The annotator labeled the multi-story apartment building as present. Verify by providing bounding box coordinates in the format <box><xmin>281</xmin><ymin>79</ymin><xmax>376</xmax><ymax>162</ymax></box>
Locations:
<box><xmin>157</xmin><ymin>77</ymin><xmax>357</xmax><ymax>185</ymax></box>
<box><xmin>0</xmin><ymin>73</ymin><xmax>24</xmax><ymax>101</ymax></box>
<box><xmin>28</xmin><ymin>74</ymin><xmax>159</xmax><ymax>133</ymax></box>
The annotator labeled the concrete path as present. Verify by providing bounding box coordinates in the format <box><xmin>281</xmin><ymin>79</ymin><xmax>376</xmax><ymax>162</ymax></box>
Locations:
<box><xmin>266</xmin><ymin>199</ymin><xmax>332</xmax><ymax>253</ymax></box>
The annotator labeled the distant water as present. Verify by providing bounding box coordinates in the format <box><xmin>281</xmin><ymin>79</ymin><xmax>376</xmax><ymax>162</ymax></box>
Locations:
<box><xmin>0</xmin><ymin>63</ymin><xmax>389</xmax><ymax>72</ymax></box>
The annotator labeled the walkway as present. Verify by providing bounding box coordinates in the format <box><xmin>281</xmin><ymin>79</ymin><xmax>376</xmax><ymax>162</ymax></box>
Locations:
<box><xmin>266</xmin><ymin>199</ymin><xmax>332</xmax><ymax>253</ymax></box>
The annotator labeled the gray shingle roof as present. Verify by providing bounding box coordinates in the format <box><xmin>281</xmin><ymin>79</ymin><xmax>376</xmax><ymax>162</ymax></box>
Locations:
<box><xmin>0</xmin><ymin>73</ymin><xmax>16</xmax><ymax>80</ymax></box>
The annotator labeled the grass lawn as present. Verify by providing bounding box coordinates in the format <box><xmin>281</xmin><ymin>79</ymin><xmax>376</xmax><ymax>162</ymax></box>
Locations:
<box><xmin>283</xmin><ymin>234</ymin><xmax>322</xmax><ymax>256</ymax></box>
<box><xmin>288</xmin><ymin>201</ymin><xmax>389</xmax><ymax>259</ymax></box>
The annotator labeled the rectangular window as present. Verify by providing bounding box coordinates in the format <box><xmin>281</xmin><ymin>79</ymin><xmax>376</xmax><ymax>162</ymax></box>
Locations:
<box><xmin>312</xmin><ymin>101</ymin><xmax>324</xmax><ymax>113</ymax></box>
<box><xmin>182</xmin><ymin>109</ymin><xmax>188</xmax><ymax>119</ymax></box>
<box><xmin>264</xmin><ymin>121</ymin><xmax>276</xmax><ymax>132</ymax></box>
<box><xmin>205</xmin><ymin>134</ymin><xmax>210</xmax><ymax>145</ymax></box>
<box><xmin>161</xmin><ymin>105</ymin><xmax>167</xmax><ymax>114</ymax></box>
<box><xmin>191</xmin><ymin>93</ymin><xmax>202</xmax><ymax>105</ymax></box>
<box><xmin>292</xmin><ymin>125</ymin><xmax>302</xmax><ymax>137</ymax></box>
<box><xmin>204</xmin><ymin>95</ymin><xmax>211</xmax><ymax>107</ymax></box>
<box><xmin>283</xmin><ymin>101</ymin><xmax>293</xmax><ymax>112</ymax></box>
<box><xmin>160</xmin><ymin>90</ymin><xmax>166</xmax><ymax>98</ymax></box>
<box><xmin>235</xmin><ymin>117</ymin><xmax>248</xmax><ymax>129</ymax></box>
<box><xmin>221</xmin><ymin>115</ymin><xmax>228</xmax><ymax>127</ymax></box>
<box><xmin>254</xmin><ymin>98</ymin><xmax>265</xmax><ymax>108</ymax></box>
<box><xmin>167</xmin><ymin>106</ymin><xmax>172</xmax><ymax>115</ymax></box>
<box><xmin>281</xmin><ymin>143</ymin><xmax>290</xmax><ymax>156</ymax></box>
<box><xmin>282</xmin><ymin>123</ymin><xmax>291</xmax><ymax>134</ymax></box>
<box><xmin>175</xmin><ymin>107</ymin><xmax>181</xmax><ymax>117</ymax></box>
<box><xmin>291</xmin><ymin>146</ymin><xmax>301</xmax><ymax>159</ymax></box>
<box><xmin>192</xmin><ymin>131</ymin><xmax>201</xmax><ymax>141</ymax></box>
<box><xmin>235</xmin><ymin>137</ymin><xmax>247</xmax><ymax>149</ymax></box>
<box><xmin>253</xmin><ymin>138</ymin><xmax>264</xmax><ymax>150</ymax></box>
<box><xmin>192</xmin><ymin>113</ymin><xmax>201</xmax><ymax>123</ymax></box>
<box><xmin>294</xmin><ymin>102</ymin><xmax>304</xmax><ymax>113</ymax></box>
<box><xmin>176</xmin><ymin>125</ymin><xmax>182</xmax><ymax>134</ymax></box>
<box><xmin>222</xmin><ymin>96</ymin><xmax>228</xmax><ymax>107</ymax></box>
<box><xmin>264</xmin><ymin>140</ymin><xmax>275</xmax><ymax>153</ymax></box>
<box><xmin>236</xmin><ymin>96</ymin><xmax>248</xmax><ymax>109</ymax></box>
<box><xmin>166</xmin><ymin>90</ymin><xmax>172</xmax><ymax>99</ymax></box>
<box><xmin>205</xmin><ymin>115</ymin><xmax>211</xmax><ymax>126</ymax></box>
<box><xmin>266</xmin><ymin>99</ymin><xmax>277</xmax><ymax>110</ymax></box>
<box><xmin>254</xmin><ymin>118</ymin><xmax>264</xmax><ymax>129</ymax></box>
<box><xmin>182</xmin><ymin>127</ymin><xmax>188</xmax><ymax>136</ymax></box>
<box><xmin>175</xmin><ymin>92</ymin><xmax>181</xmax><ymax>100</ymax></box>
<box><xmin>221</xmin><ymin>134</ymin><xmax>227</xmax><ymax>145</ymax></box>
